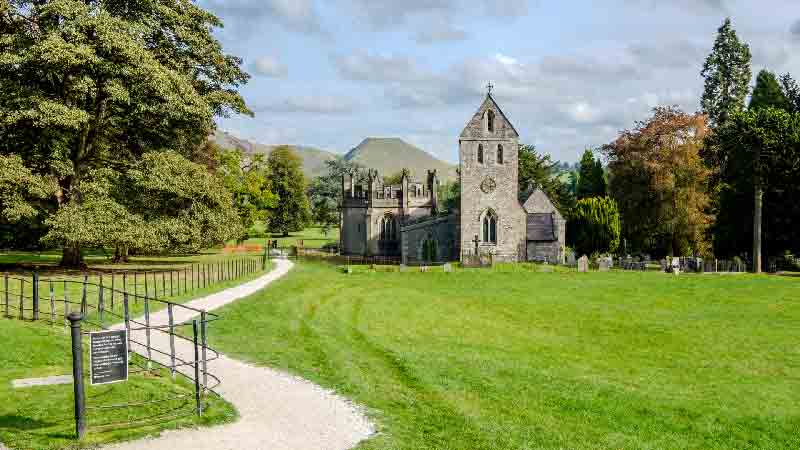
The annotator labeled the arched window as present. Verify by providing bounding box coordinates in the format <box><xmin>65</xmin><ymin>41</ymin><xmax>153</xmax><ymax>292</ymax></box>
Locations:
<box><xmin>482</xmin><ymin>211</ymin><xmax>497</xmax><ymax>244</ymax></box>
<box><xmin>381</xmin><ymin>214</ymin><xmax>396</xmax><ymax>241</ymax></box>
<box><xmin>487</xmin><ymin>110</ymin><xmax>495</xmax><ymax>132</ymax></box>
<box><xmin>497</xmin><ymin>144</ymin><xmax>504</xmax><ymax>164</ymax></box>
<box><xmin>477</xmin><ymin>144</ymin><xmax>484</xmax><ymax>164</ymax></box>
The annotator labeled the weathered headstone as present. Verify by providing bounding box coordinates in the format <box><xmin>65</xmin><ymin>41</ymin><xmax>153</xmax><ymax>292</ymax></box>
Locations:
<box><xmin>598</xmin><ymin>258</ymin><xmax>610</xmax><ymax>272</ymax></box>
<box><xmin>671</xmin><ymin>257</ymin><xmax>681</xmax><ymax>275</ymax></box>
<box><xmin>399</xmin><ymin>264</ymin><xmax>408</xmax><ymax>272</ymax></box>
<box><xmin>443</xmin><ymin>263</ymin><xmax>453</xmax><ymax>273</ymax></box>
<box><xmin>420</xmin><ymin>266</ymin><xmax>429</xmax><ymax>273</ymax></box>
<box><xmin>566</xmin><ymin>251</ymin><xmax>576</xmax><ymax>266</ymax></box>
<box><xmin>577</xmin><ymin>255</ymin><xmax>589</xmax><ymax>273</ymax></box>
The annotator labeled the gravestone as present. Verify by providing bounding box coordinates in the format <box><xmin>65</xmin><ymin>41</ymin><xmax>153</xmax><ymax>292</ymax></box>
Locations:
<box><xmin>577</xmin><ymin>255</ymin><xmax>589</xmax><ymax>273</ymax></box>
<box><xmin>420</xmin><ymin>266</ymin><xmax>430</xmax><ymax>273</ymax></box>
<box><xmin>443</xmin><ymin>263</ymin><xmax>453</xmax><ymax>273</ymax></box>
<box><xmin>566</xmin><ymin>251</ymin><xmax>576</xmax><ymax>266</ymax></box>
<box><xmin>344</xmin><ymin>266</ymin><xmax>353</xmax><ymax>274</ymax></box>
<box><xmin>659</xmin><ymin>259</ymin><xmax>668</xmax><ymax>272</ymax></box>
<box><xmin>539</xmin><ymin>265</ymin><xmax>554</xmax><ymax>273</ymax></box>
<box><xmin>598</xmin><ymin>258</ymin><xmax>610</xmax><ymax>272</ymax></box>
<box><xmin>399</xmin><ymin>264</ymin><xmax>408</xmax><ymax>272</ymax></box>
<box><xmin>671</xmin><ymin>257</ymin><xmax>681</xmax><ymax>275</ymax></box>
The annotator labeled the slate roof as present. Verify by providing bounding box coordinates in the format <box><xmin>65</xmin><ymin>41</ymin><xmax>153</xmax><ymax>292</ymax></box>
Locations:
<box><xmin>527</xmin><ymin>213</ymin><xmax>556</xmax><ymax>241</ymax></box>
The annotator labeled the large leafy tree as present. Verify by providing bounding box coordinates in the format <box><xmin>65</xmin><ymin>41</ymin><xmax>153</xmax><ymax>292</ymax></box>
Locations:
<box><xmin>708</xmin><ymin>107</ymin><xmax>800</xmax><ymax>266</ymax></box>
<box><xmin>701</xmin><ymin>18</ymin><xmax>752</xmax><ymax>127</ymax></box>
<box><xmin>779</xmin><ymin>73</ymin><xmax>800</xmax><ymax>113</ymax></box>
<box><xmin>604</xmin><ymin>107</ymin><xmax>712</xmax><ymax>257</ymax></box>
<box><xmin>518</xmin><ymin>145</ymin><xmax>575</xmax><ymax>213</ymax></box>
<box><xmin>217</xmin><ymin>146</ymin><xmax>278</xmax><ymax>242</ymax></box>
<box><xmin>0</xmin><ymin>0</ymin><xmax>250</xmax><ymax>266</ymax></box>
<box><xmin>267</xmin><ymin>146</ymin><xmax>311</xmax><ymax>237</ymax></box>
<box><xmin>575</xmin><ymin>149</ymin><xmax>606</xmax><ymax>200</ymax></box>
<box><xmin>567</xmin><ymin>197</ymin><xmax>620</xmax><ymax>256</ymax></box>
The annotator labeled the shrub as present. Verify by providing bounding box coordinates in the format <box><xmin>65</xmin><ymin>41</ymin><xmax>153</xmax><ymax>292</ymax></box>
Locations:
<box><xmin>567</xmin><ymin>197</ymin><xmax>621</xmax><ymax>256</ymax></box>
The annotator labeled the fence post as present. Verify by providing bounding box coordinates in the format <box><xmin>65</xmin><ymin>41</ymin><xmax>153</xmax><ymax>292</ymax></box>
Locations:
<box><xmin>144</xmin><ymin>272</ymin><xmax>149</xmax><ymax>301</ymax></box>
<box><xmin>63</xmin><ymin>280</ymin><xmax>69</xmax><ymax>332</ymax></box>
<box><xmin>144</xmin><ymin>293</ymin><xmax>152</xmax><ymax>369</ymax></box>
<box><xmin>192</xmin><ymin>320</ymin><xmax>203</xmax><ymax>416</ymax></box>
<box><xmin>18</xmin><ymin>282</ymin><xmax>23</xmax><ymax>320</ymax></box>
<box><xmin>110</xmin><ymin>272</ymin><xmax>115</xmax><ymax>311</ymax></box>
<box><xmin>3</xmin><ymin>272</ymin><xmax>8</xmax><ymax>318</ymax></box>
<box><xmin>32</xmin><ymin>271</ymin><xmax>39</xmax><ymax>321</ymax></box>
<box><xmin>200</xmin><ymin>311</ymin><xmax>208</xmax><ymax>394</ymax></box>
<box><xmin>67</xmin><ymin>312</ymin><xmax>87</xmax><ymax>440</ymax></box>
<box><xmin>98</xmin><ymin>275</ymin><xmax>104</xmax><ymax>325</ymax></box>
<box><xmin>49</xmin><ymin>281</ymin><xmax>55</xmax><ymax>325</ymax></box>
<box><xmin>161</xmin><ymin>272</ymin><xmax>165</xmax><ymax>298</ymax></box>
<box><xmin>168</xmin><ymin>303</ymin><xmax>176</xmax><ymax>379</ymax></box>
<box><xmin>203</xmin><ymin>264</ymin><xmax>207</xmax><ymax>289</ymax></box>
<box><xmin>184</xmin><ymin>267</ymin><xmax>187</xmax><ymax>294</ymax></box>
<box><xmin>81</xmin><ymin>275</ymin><xmax>87</xmax><ymax>317</ymax></box>
<box><xmin>123</xmin><ymin>292</ymin><xmax>131</xmax><ymax>353</ymax></box>
<box><xmin>133</xmin><ymin>272</ymin><xmax>138</xmax><ymax>304</ymax></box>
<box><xmin>170</xmin><ymin>271</ymin><xmax>174</xmax><ymax>297</ymax></box>
<box><xmin>191</xmin><ymin>264</ymin><xmax>195</xmax><ymax>291</ymax></box>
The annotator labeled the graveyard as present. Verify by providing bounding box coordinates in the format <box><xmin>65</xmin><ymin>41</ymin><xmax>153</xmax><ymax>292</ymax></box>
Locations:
<box><xmin>205</xmin><ymin>260</ymin><xmax>800</xmax><ymax>450</ymax></box>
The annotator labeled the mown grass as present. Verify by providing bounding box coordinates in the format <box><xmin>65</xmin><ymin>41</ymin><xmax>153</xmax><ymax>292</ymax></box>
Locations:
<box><xmin>0</xmin><ymin>318</ymin><xmax>237</xmax><ymax>450</ymax></box>
<box><xmin>238</xmin><ymin>225</ymin><xmax>339</xmax><ymax>249</ymax></box>
<box><xmin>209</xmin><ymin>262</ymin><xmax>800</xmax><ymax>450</ymax></box>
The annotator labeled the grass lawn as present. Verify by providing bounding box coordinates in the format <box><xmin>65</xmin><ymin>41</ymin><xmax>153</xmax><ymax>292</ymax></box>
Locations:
<box><xmin>239</xmin><ymin>225</ymin><xmax>339</xmax><ymax>249</ymax></box>
<box><xmin>0</xmin><ymin>318</ymin><xmax>236</xmax><ymax>450</ymax></box>
<box><xmin>208</xmin><ymin>262</ymin><xmax>800</xmax><ymax>450</ymax></box>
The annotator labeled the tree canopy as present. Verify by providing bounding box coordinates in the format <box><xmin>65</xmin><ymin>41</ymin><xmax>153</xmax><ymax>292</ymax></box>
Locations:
<box><xmin>217</xmin><ymin>146</ymin><xmax>278</xmax><ymax>242</ymax></box>
<box><xmin>576</xmin><ymin>149</ymin><xmax>606</xmax><ymax>200</ymax></box>
<box><xmin>750</xmin><ymin>70</ymin><xmax>791</xmax><ymax>112</ymax></box>
<box><xmin>0</xmin><ymin>0</ymin><xmax>250</xmax><ymax>266</ymax></box>
<box><xmin>604</xmin><ymin>107</ymin><xmax>712</xmax><ymax>257</ymax></box>
<box><xmin>267</xmin><ymin>146</ymin><xmax>311</xmax><ymax>237</ymax></box>
<box><xmin>567</xmin><ymin>197</ymin><xmax>621</xmax><ymax>256</ymax></box>
<box><xmin>701</xmin><ymin>17</ymin><xmax>752</xmax><ymax>127</ymax></box>
<box><xmin>518</xmin><ymin>145</ymin><xmax>575</xmax><ymax>213</ymax></box>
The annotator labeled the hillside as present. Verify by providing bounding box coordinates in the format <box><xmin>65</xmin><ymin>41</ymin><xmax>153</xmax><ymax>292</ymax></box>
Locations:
<box><xmin>344</xmin><ymin>138</ymin><xmax>458</xmax><ymax>182</ymax></box>
<box><xmin>211</xmin><ymin>131</ymin><xmax>338</xmax><ymax>179</ymax></box>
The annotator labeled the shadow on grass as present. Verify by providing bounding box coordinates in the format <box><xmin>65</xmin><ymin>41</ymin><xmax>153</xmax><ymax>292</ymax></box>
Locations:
<box><xmin>0</xmin><ymin>414</ymin><xmax>55</xmax><ymax>431</ymax></box>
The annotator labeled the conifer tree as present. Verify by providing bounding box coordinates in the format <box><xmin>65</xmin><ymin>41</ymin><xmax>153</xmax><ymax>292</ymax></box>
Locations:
<box><xmin>701</xmin><ymin>18</ymin><xmax>752</xmax><ymax>127</ymax></box>
<box><xmin>750</xmin><ymin>70</ymin><xmax>790</xmax><ymax>112</ymax></box>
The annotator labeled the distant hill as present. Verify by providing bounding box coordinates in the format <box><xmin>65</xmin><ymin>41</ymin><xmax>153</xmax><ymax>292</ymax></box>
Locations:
<box><xmin>211</xmin><ymin>131</ymin><xmax>338</xmax><ymax>179</ymax></box>
<box><xmin>344</xmin><ymin>138</ymin><xmax>458</xmax><ymax>182</ymax></box>
<box><xmin>211</xmin><ymin>133</ymin><xmax>457</xmax><ymax>182</ymax></box>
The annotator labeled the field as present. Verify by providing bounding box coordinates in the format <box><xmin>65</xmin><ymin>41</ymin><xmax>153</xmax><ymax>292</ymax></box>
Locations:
<box><xmin>208</xmin><ymin>262</ymin><xmax>800</xmax><ymax>450</ymax></box>
<box><xmin>0</xmin><ymin>319</ymin><xmax>236</xmax><ymax>450</ymax></box>
<box><xmin>240</xmin><ymin>225</ymin><xmax>339</xmax><ymax>249</ymax></box>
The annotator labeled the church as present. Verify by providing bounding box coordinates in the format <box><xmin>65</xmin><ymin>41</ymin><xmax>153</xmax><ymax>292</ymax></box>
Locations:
<box><xmin>340</xmin><ymin>89</ymin><xmax>566</xmax><ymax>265</ymax></box>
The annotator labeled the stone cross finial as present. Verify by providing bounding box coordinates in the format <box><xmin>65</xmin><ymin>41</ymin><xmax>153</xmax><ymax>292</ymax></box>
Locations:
<box><xmin>486</xmin><ymin>82</ymin><xmax>494</xmax><ymax>95</ymax></box>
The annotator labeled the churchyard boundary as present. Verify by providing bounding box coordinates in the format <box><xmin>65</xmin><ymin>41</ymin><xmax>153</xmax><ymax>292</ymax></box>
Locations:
<box><xmin>2</xmin><ymin>255</ymin><xmax>264</xmax><ymax>439</ymax></box>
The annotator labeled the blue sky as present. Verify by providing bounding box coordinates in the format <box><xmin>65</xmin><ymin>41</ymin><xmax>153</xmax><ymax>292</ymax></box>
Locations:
<box><xmin>199</xmin><ymin>0</ymin><xmax>800</xmax><ymax>164</ymax></box>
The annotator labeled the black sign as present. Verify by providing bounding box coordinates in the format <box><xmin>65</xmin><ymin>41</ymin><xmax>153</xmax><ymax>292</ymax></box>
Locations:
<box><xmin>90</xmin><ymin>330</ymin><xmax>128</xmax><ymax>385</ymax></box>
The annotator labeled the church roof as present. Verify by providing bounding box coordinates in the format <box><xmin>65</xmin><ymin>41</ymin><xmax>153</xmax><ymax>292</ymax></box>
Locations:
<box><xmin>522</xmin><ymin>188</ymin><xmax>563</xmax><ymax>220</ymax></box>
<box><xmin>459</xmin><ymin>93</ymin><xmax>520</xmax><ymax>139</ymax></box>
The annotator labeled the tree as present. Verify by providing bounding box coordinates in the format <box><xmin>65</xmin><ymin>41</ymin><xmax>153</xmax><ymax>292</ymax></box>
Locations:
<box><xmin>308</xmin><ymin>158</ymin><xmax>363</xmax><ymax>236</ymax></box>
<box><xmin>701</xmin><ymin>17</ymin><xmax>752</xmax><ymax>127</ymax></box>
<box><xmin>750</xmin><ymin>70</ymin><xmax>791</xmax><ymax>112</ymax></box>
<box><xmin>708</xmin><ymin>107</ymin><xmax>800</xmax><ymax>270</ymax></box>
<box><xmin>567</xmin><ymin>197</ymin><xmax>621</xmax><ymax>256</ymax></box>
<box><xmin>42</xmin><ymin>151</ymin><xmax>242</xmax><ymax>263</ymax></box>
<box><xmin>266</xmin><ymin>146</ymin><xmax>311</xmax><ymax>237</ymax></box>
<box><xmin>0</xmin><ymin>1</ymin><xmax>250</xmax><ymax>266</ymax></box>
<box><xmin>518</xmin><ymin>145</ymin><xmax>576</xmax><ymax>212</ymax></box>
<box><xmin>217</xmin><ymin>146</ymin><xmax>278</xmax><ymax>242</ymax></box>
<box><xmin>382</xmin><ymin>171</ymin><xmax>405</xmax><ymax>185</ymax></box>
<box><xmin>576</xmin><ymin>149</ymin><xmax>606</xmax><ymax>200</ymax></box>
<box><xmin>779</xmin><ymin>73</ymin><xmax>800</xmax><ymax>112</ymax></box>
<box><xmin>604</xmin><ymin>107</ymin><xmax>712</xmax><ymax>257</ymax></box>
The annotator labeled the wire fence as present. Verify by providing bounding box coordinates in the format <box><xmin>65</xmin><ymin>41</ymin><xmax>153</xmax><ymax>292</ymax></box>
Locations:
<box><xmin>2</xmin><ymin>255</ymin><xmax>265</xmax><ymax>434</ymax></box>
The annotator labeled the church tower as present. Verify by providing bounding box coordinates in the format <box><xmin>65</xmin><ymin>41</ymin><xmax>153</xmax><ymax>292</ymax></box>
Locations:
<box><xmin>458</xmin><ymin>87</ymin><xmax>527</xmax><ymax>262</ymax></box>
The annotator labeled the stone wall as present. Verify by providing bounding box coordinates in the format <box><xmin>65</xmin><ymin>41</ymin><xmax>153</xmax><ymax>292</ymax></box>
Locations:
<box><xmin>400</xmin><ymin>214</ymin><xmax>460</xmax><ymax>264</ymax></box>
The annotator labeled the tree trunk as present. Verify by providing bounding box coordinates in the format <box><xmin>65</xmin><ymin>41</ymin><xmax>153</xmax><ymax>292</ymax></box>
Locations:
<box><xmin>753</xmin><ymin>182</ymin><xmax>763</xmax><ymax>274</ymax></box>
<box><xmin>112</xmin><ymin>246</ymin><xmax>129</xmax><ymax>263</ymax></box>
<box><xmin>60</xmin><ymin>244</ymin><xmax>84</xmax><ymax>268</ymax></box>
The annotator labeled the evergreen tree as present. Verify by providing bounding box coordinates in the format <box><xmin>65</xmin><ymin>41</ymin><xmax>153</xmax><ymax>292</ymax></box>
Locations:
<box><xmin>701</xmin><ymin>18</ymin><xmax>752</xmax><ymax>127</ymax></box>
<box><xmin>779</xmin><ymin>73</ymin><xmax>800</xmax><ymax>112</ymax></box>
<box><xmin>567</xmin><ymin>197</ymin><xmax>621</xmax><ymax>256</ymax></box>
<box><xmin>750</xmin><ymin>70</ymin><xmax>791</xmax><ymax>111</ymax></box>
<box><xmin>576</xmin><ymin>149</ymin><xmax>605</xmax><ymax>200</ymax></box>
<box><xmin>518</xmin><ymin>145</ymin><xmax>575</xmax><ymax>212</ymax></box>
<box><xmin>266</xmin><ymin>146</ymin><xmax>311</xmax><ymax>237</ymax></box>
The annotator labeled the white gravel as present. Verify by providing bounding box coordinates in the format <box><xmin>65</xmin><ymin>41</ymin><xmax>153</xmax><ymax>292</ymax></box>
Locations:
<box><xmin>104</xmin><ymin>258</ymin><xmax>375</xmax><ymax>450</ymax></box>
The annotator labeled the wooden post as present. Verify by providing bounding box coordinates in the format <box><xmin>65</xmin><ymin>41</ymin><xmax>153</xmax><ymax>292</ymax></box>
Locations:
<box><xmin>67</xmin><ymin>313</ymin><xmax>86</xmax><ymax>440</ymax></box>
<box><xmin>80</xmin><ymin>275</ymin><xmax>87</xmax><ymax>317</ymax></box>
<box><xmin>32</xmin><ymin>272</ymin><xmax>39</xmax><ymax>321</ymax></box>
<box><xmin>192</xmin><ymin>320</ymin><xmax>203</xmax><ymax>416</ymax></box>
<box><xmin>168</xmin><ymin>303</ymin><xmax>176</xmax><ymax>379</ymax></box>
<box><xmin>98</xmin><ymin>275</ymin><xmax>104</xmax><ymax>325</ymax></box>
<box><xmin>49</xmin><ymin>281</ymin><xmax>55</xmax><ymax>325</ymax></box>
<box><xmin>110</xmin><ymin>272</ymin><xmax>115</xmax><ymax>310</ymax></box>
<box><xmin>144</xmin><ymin>293</ymin><xmax>152</xmax><ymax>369</ymax></box>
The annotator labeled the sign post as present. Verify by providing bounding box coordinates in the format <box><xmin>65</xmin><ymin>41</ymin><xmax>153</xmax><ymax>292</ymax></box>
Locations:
<box><xmin>67</xmin><ymin>313</ymin><xmax>86</xmax><ymax>439</ymax></box>
<box><xmin>89</xmin><ymin>329</ymin><xmax>129</xmax><ymax>385</ymax></box>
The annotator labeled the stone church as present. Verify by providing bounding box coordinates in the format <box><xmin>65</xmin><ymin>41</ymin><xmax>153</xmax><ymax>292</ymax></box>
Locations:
<box><xmin>340</xmin><ymin>90</ymin><xmax>566</xmax><ymax>264</ymax></box>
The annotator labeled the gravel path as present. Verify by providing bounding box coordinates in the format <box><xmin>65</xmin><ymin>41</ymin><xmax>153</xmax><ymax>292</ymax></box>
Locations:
<box><xmin>105</xmin><ymin>259</ymin><xmax>374</xmax><ymax>450</ymax></box>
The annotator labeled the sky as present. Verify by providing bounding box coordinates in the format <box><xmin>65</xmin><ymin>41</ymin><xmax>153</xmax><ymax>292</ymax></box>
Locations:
<box><xmin>199</xmin><ymin>0</ymin><xmax>800</xmax><ymax>164</ymax></box>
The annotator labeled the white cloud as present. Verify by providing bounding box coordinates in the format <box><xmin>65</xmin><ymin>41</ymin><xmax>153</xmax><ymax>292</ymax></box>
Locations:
<box><xmin>255</xmin><ymin>95</ymin><xmax>358</xmax><ymax>114</ymax></box>
<box><xmin>333</xmin><ymin>52</ymin><xmax>433</xmax><ymax>82</ymax></box>
<box><xmin>202</xmin><ymin>0</ymin><xmax>324</xmax><ymax>34</ymax></box>
<box><xmin>251</xmin><ymin>56</ymin><xmax>288</xmax><ymax>78</ymax></box>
